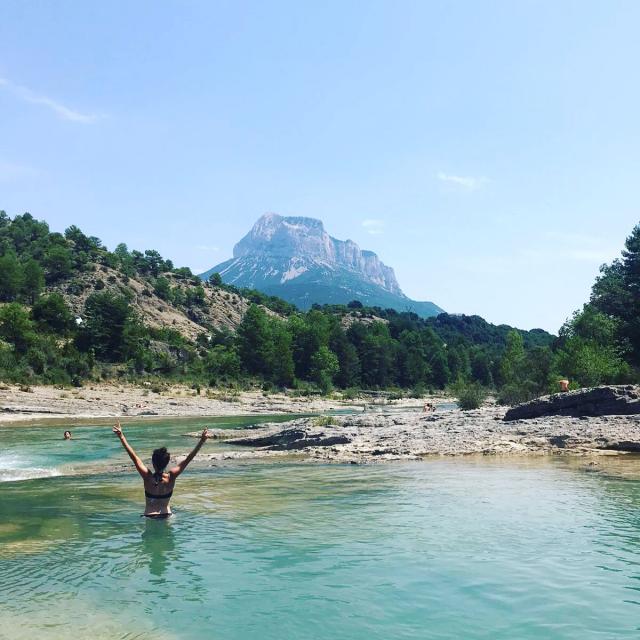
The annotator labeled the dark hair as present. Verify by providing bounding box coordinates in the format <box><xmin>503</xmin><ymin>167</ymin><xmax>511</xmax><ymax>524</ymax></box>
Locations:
<box><xmin>151</xmin><ymin>447</ymin><xmax>170</xmax><ymax>475</ymax></box>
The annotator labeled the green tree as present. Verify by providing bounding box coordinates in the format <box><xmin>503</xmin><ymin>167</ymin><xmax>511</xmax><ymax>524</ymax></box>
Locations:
<box><xmin>22</xmin><ymin>259</ymin><xmax>45</xmax><ymax>304</ymax></box>
<box><xmin>185</xmin><ymin>285</ymin><xmax>206</xmax><ymax>307</ymax></box>
<box><xmin>0</xmin><ymin>303</ymin><xmax>35</xmax><ymax>354</ymax></box>
<box><xmin>357</xmin><ymin>323</ymin><xmax>397</xmax><ymax>388</ymax></box>
<box><xmin>398</xmin><ymin>330</ymin><xmax>429</xmax><ymax>386</ymax></box>
<box><xmin>447</xmin><ymin>344</ymin><xmax>471</xmax><ymax>382</ymax></box>
<box><xmin>143</xmin><ymin>250</ymin><xmax>166</xmax><ymax>277</ymax></box>
<box><xmin>310</xmin><ymin>346</ymin><xmax>339</xmax><ymax>393</ymax></box>
<box><xmin>32</xmin><ymin>293</ymin><xmax>75</xmax><ymax>335</ymax></box>
<box><xmin>208</xmin><ymin>272</ymin><xmax>223</xmax><ymax>286</ymax></box>
<box><xmin>114</xmin><ymin>243</ymin><xmax>134</xmax><ymax>274</ymax></box>
<box><xmin>525</xmin><ymin>345</ymin><xmax>555</xmax><ymax>394</ymax></box>
<box><xmin>270</xmin><ymin>319</ymin><xmax>295</xmax><ymax>387</ymax></box>
<box><xmin>43</xmin><ymin>245</ymin><xmax>74</xmax><ymax>283</ymax></box>
<box><xmin>236</xmin><ymin>305</ymin><xmax>273</xmax><ymax>375</ymax></box>
<box><xmin>329</xmin><ymin>324</ymin><xmax>360</xmax><ymax>388</ymax></box>
<box><xmin>205</xmin><ymin>344</ymin><xmax>241</xmax><ymax>378</ymax></box>
<box><xmin>470</xmin><ymin>349</ymin><xmax>493</xmax><ymax>387</ymax></box>
<box><xmin>77</xmin><ymin>292</ymin><xmax>139</xmax><ymax>361</ymax></box>
<box><xmin>0</xmin><ymin>252</ymin><xmax>24</xmax><ymax>301</ymax></box>
<box><xmin>154</xmin><ymin>277</ymin><xmax>172</xmax><ymax>301</ymax></box>
<box><xmin>555</xmin><ymin>305</ymin><xmax>630</xmax><ymax>386</ymax></box>
<box><xmin>421</xmin><ymin>328</ymin><xmax>450</xmax><ymax>388</ymax></box>
<box><xmin>591</xmin><ymin>223</ymin><xmax>640</xmax><ymax>366</ymax></box>
<box><xmin>499</xmin><ymin>330</ymin><xmax>526</xmax><ymax>386</ymax></box>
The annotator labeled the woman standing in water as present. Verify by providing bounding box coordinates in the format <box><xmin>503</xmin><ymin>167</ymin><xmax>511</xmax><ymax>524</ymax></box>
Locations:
<box><xmin>113</xmin><ymin>421</ymin><xmax>209</xmax><ymax>518</ymax></box>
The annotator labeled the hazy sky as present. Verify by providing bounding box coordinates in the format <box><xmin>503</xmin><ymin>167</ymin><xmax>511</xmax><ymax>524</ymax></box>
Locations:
<box><xmin>1</xmin><ymin>1</ymin><xmax>638</xmax><ymax>332</ymax></box>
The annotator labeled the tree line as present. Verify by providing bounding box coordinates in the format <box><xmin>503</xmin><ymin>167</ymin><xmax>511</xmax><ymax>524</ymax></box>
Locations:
<box><xmin>0</xmin><ymin>210</ymin><xmax>637</xmax><ymax>401</ymax></box>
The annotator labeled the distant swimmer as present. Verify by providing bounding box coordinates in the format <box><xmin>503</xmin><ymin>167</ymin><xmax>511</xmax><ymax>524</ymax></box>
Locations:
<box><xmin>113</xmin><ymin>420</ymin><xmax>209</xmax><ymax>519</ymax></box>
<box><xmin>63</xmin><ymin>430</ymin><xmax>72</xmax><ymax>440</ymax></box>
<box><xmin>559</xmin><ymin>379</ymin><xmax>570</xmax><ymax>392</ymax></box>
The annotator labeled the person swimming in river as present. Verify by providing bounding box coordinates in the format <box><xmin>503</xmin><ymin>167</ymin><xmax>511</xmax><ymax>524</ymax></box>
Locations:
<box><xmin>63</xmin><ymin>430</ymin><xmax>72</xmax><ymax>440</ymax></box>
<box><xmin>112</xmin><ymin>420</ymin><xmax>209</xmax><ymax>518</ymax></box>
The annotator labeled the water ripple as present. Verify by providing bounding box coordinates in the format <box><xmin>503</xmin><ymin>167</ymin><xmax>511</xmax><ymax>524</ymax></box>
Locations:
<box><xmin>2</xmin><ymin>458</ymin><xmax>640</xmax><ymax>638</ymax></box>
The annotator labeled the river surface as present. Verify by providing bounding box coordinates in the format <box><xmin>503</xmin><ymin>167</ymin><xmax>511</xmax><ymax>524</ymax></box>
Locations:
<box><xmin>1</xmin><ymin>416</ymin><xmax>640</xmax><ymax>639</ymax></box>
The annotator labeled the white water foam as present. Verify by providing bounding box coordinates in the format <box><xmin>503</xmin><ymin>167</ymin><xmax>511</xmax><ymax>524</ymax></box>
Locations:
<box><xmin>0</xmin><ymin>452</ymin><xmax>62</xmax><ymax>483</ymax></box>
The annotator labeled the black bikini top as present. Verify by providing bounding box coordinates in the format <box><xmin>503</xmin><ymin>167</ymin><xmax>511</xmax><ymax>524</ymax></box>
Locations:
<box><xmin>145</xmin><ymin>470</ymin><xmax>173</xmax><ymax>500</ymax></box>
<box><xmin>145</xmin><ymin>489</ymin><xmax>173</xmax><ymax>500</ymax></box>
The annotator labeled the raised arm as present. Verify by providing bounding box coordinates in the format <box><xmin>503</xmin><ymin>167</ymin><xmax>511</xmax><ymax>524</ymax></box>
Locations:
<box><xmin>113</xmin><ymin>421</ymin><xmax>149</xmax><ymax>478</ymax></box>
<box><xmin>170</xmin><ymin>428</ymin><xmax>208</xmax><ymax>478</ymax></box>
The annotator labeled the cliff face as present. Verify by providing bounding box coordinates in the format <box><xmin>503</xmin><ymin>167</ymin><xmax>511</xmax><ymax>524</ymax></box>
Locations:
<box><xmin>200</xmin><ymin>213</ymin><xmax>443</xmax><ymax>317</ymax></box>
<box><xmin>232</xmin><ymin>213</ymin><xmax>402</xmax><ymax>294</ymax></box>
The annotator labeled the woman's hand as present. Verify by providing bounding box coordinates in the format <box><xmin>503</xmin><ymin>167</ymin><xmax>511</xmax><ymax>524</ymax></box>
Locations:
<box><xmin>200</xmin><ymin>428</ymin><xmax>209</xmax><ymax>442</ymax></box>
<box><xmin>112</xmin><ymin>421</ymin><xmax>123</xmax><ymax>437</ymax></box>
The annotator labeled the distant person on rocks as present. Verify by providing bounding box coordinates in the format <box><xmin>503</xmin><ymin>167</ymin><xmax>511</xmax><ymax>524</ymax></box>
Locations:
<box><xmin>63</xmin><ymin>430</ymin><xmax>72</xmax><ymax>440</ymax></box>
<box><xmin>423</xmin><ymin>402</ymin><xmax>435</xmax><ymax>413</ymax></box>
<box><xmin>113</xmin><ymin>420</ymin><xmax>209</xmax><ymax>519</ymax></box>
<box><xmin>559</xmin><ymin>379</ymin><xmax>570</xmax><ymax>392</ymax></box>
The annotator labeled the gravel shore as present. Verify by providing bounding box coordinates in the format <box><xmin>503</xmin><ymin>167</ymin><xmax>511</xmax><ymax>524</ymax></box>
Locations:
<box><xmin>0</xmin><ymin>382</ymin><xmax>432</xmax><ymax>426</ymax></box>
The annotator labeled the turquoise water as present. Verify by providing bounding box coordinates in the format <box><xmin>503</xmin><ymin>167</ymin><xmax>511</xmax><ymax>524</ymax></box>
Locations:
<box><xmin>2</xmin><ymin>418</ymin><xmax>640</xmax><ymax>639</ymax></box>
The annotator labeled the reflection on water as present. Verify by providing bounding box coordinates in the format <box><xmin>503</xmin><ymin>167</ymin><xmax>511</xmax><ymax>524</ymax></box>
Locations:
<box><xmin>2</xmin><ymin>419</ymin><xmax>640</xmax><ymax>638</ymax></box>
<box><xmin>140</xmin><ymin>517</ymin><xmax>176</xmax><ymax>579</ymax></box>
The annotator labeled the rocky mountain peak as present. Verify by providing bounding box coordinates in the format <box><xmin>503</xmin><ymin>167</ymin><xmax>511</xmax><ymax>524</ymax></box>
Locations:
<box><xmin>232</xmin><ymin>213</ymin><xmax>402</xmax><ymax>295</ymax></box>
<box><xmin>201</xmin><ymin>213</ymin><xmax>442</xmax><ymax>317</ymax></box>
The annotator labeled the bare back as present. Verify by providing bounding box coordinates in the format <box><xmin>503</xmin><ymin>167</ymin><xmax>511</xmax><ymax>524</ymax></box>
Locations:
<box><xmin>143</xmin><ymin>470</ymin><xmax>177</xmax><ymax>517</ymax></box>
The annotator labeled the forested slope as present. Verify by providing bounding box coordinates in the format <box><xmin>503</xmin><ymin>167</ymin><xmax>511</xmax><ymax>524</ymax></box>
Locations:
<box><xmin>2</xmin><ymin>210</ymin><xmax>632</xmax><ymax>400</ymax></box>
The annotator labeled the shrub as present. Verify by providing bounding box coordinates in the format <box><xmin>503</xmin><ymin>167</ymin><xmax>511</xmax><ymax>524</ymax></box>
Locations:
<box><xmin>314</xmin><ymin>415</ymin><xmax>336</xmax><ymax>426</ymax></box>
<box><xmin>454</xmin><ymin>381</ymin><xmax>488</xmax><ymax>410</ymax></box>
<box><xmin>386</xmin><ymin>388</ymin><xmax>405</xmax><ymax>401</ymax></box>
<box><xmin>496</xmin><ymin>381</ymin><xmax>538</xmax><ymax>406</ymax></box>
<box><xmin>408</xmin><ymin>382</ymin><xmax>427</xmax><ymax>398</ymax></box>
<box><xmin>66</xmin><ymin>280</ymin><xmax>85</xmax><ymax>295</ymax></box>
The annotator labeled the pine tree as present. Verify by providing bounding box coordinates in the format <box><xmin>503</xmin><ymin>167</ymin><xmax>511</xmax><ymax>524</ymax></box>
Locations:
<box><xmin>236</xmin><ymin>305</ymin><xmax>273</xmax><ymax>375</ymax></box>
<box><xmin>22</xmin><ymin>259</ymin><xmax>44</xmax><ymax>304</ymax></box>
<box><xmin>270</xmin><ymin>319</ymin><xmax>295</xmax><ymax>387</ymax></box>
<box><xmin>592</xmin><ymin>223</ymin><xmax>640</xmax><ymax>365</ymax></box>
<box><xmin>499</xmin><ymin>330</ymin><xmax>526</xmax><ymax>386</ymax></box>
<box><xmin>0</xmin><ymin>252</ymin><xmax>23</xmax><ymax>301</ymax></box>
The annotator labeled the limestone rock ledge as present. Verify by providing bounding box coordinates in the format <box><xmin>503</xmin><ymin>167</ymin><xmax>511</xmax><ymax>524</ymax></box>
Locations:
<box><xmin>503</xmin><ymin>385</ymin><xmax>640</xmax><ymax>421</ymax></box>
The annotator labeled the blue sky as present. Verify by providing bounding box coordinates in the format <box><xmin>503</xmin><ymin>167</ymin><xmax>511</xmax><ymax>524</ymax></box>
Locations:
<box><xmin>1</xmin><ymin>1</ymin><xmax>638</xmax><ymax>332</ymax></box>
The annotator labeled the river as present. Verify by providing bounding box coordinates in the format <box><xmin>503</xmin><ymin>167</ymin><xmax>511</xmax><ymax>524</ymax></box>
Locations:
<box><xmin>1</xmin><ymin>416</ymin><xmax>639</xmax><ymax>639</ymax></box>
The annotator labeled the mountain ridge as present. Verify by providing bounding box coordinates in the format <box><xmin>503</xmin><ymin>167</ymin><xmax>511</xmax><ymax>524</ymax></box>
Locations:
<box><xmin>200</xmin><ymin>213</ymin><xmax>443</xmax><ymax>317</ymax></box>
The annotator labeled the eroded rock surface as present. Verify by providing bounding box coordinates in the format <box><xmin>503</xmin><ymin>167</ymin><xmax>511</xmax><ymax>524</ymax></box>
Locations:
<box><xmin>215</xmin><ymin>406</ymin><xmax>640</xmax><ymax>463</ymax></box>
<box><xmin>503</xmin><ymin>385</ymin><xmax>640</xmax><ymax>421</ymax></box>
<box><xmin>232</xmin><ymin>428</ymin><xmax>351</xmax><ymax>451</ymax></box>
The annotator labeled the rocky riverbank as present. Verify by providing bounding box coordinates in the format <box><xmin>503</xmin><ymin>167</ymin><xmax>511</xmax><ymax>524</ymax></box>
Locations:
<box><xmin>0</xmin><ymin>382</ymin><xmax>441</xmax><ymax>425</ymax></box>
<box><xmin>193</xmin><ymin>401</ymin><xmax>640</xmax><ymax>463</ymax></box>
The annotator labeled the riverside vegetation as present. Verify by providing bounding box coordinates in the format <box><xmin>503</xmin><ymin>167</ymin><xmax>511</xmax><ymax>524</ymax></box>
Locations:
<box><xmin>0</xmin><ymin>210</ymin><xmax>637</xmax><ymax>404</ymax></box>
